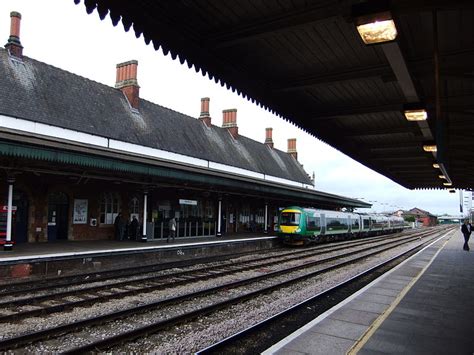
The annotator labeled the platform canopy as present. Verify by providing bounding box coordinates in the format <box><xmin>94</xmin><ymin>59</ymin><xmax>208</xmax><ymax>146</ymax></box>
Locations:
<box><xmin>76</xmin><ymin>0</ymin><xmax>474</xmax><ymax>190</ymax></box>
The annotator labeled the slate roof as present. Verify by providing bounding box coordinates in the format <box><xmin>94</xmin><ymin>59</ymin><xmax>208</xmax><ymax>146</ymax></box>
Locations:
<box><xmin>0</xmin><ymin>48</ymin><xmax>312</xmax><ymax>185</ymax></box>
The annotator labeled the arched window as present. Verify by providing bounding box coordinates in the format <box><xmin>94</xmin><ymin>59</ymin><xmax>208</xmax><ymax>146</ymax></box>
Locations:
<box><xmin>129</xmin><ymin>197</ymin><xmax>140</xmax><ymax>215</ymax></box>
<box><xmin>100</xmin><ymin>192</ymin><xmax>120</xmax><ymax>224</ymax></box>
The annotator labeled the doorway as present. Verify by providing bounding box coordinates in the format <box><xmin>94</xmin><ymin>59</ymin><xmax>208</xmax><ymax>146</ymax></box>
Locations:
<box><xmin>48</xmin><ymin>192</ymin><xmax>69</xmax><ymax>241</ymax></box>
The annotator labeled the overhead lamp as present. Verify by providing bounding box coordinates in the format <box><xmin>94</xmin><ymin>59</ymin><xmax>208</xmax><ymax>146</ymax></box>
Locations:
<box><xmin>423</xmin><ymin>144</ymin><xmax>437</xmax><ymax>152</ymax></box>
<box><xmin>404</xmin><ymin>109</ymin><xmax>427</xmax><ymax>121</ymax></box>
<box><xmin>439</xmin><ymin>175</ymin><xmax>446</xmax><ymax>179</ymax></box>
<box><xmin>352</xmin><ymin>1</ymin><xmax>397</xmax><ymax>45</ymax></box>
<box><xmin>403</xmin><ymin>103</ymin><xmax>428</xmax><ymax>121</ymax></box>
<box><xmin>443</xmin><ymin>182</ymin><xmax>453</xmax><ymax>186</ymax></box>
<box><xmin>433</xmin><ymin>163</ymin><xmax>440</xmax><ymax>169</ymax></box>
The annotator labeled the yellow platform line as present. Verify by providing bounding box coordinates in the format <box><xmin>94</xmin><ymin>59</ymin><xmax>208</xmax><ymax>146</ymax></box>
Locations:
<box><xmin>347</xmin><ymin>233</ymin><xmax>453</xmax><ymax>355</ymax></box>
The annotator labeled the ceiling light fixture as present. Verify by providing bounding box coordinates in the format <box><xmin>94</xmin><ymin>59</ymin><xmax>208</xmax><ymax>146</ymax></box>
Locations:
<box><xmin>403</xmin><ymin>102</ymin><xmax>428</xmax><ymax>121</ymax></box>
<box><xmin>352</xmin><ymin>1</ymin><xmax>397</xmax><ymax>45</ymax></box>
<box><xmin>443</xmin><ymin>182</ymin><xmax>452</xmax><ymax>186</ymax></box>
<box><xmin>439</xmin><ymin>175</ymin><xmax>446</xmax><ymax>179</ymax></box>
<box><xmin>423</xmin><ymin>144</ymin><xmax>437</xmax><ymax>152</ymax></box>
<box><xmin>433</xmin><ymin>163</ymin><xmax>440</xmax><ymax>169</ymax></box>
<box><xmin>404</xmin><ymin>109</ymin><xmax>428</xmax><ymax>121</ymax></box>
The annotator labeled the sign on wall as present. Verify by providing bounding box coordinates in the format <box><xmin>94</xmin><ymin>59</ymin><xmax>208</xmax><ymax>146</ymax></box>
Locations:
<box><xmin>73</xmin><ymin>199</ymin><xmax>88</xmax><ymax>224</ymax></box>
<box><xmin>179</xmin><ymin>199</ymin><xmax>197</xmax><ymax>206</ymax></box>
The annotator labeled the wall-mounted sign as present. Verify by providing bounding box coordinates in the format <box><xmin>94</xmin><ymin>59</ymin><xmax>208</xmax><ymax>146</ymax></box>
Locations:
<box><xmin>73</xmin><ymin>199</ymin><xmax>88</xmax><ymax>224</ymax></box>
<box><xmin>179</xmin><ymin>199</ymin><xmax>197</xmax><ymax>206</ymax></box>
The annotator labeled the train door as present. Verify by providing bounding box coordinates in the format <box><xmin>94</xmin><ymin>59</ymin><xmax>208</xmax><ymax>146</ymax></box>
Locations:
<box><xmin>48</xmin><ymin>192</ymin><xmax>69</xmax><ymax>241</ymax></box>
<box><xmin>320</xmin><ymin>213</ymin><xmax>326</xmax><ymax>235</ymax></box>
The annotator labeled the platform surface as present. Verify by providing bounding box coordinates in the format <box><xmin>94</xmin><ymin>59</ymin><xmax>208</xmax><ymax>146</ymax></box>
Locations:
<box><xmin>264</xmin><ymin>228</ymin><xmax>473</xmax><ymax>354</ymax></box>
<box><xmin>0</xmin><ymin>234</ymin><xmax>276</xmax><ymax>262</ymax></box>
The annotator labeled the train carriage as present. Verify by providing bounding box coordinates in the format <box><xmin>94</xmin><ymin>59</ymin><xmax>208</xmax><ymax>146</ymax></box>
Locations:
<box><xmin>277</xmin><ymin>206</ymin><xmax>405</xmax><ymax>245</ymax></box>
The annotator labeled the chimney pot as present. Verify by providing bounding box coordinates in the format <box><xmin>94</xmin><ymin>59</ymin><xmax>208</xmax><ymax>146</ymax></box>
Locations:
<box><xmin>265</xmin><ymin>127</ymin><xmax>274</xmax><ymax>149</ymax></box>
<box><xmin>115</xmin><ymin>60</ymin><xmax>140</xmax><ymax>109</ymax></box>
<box><xmin>222</xmin><ymin>109</ymin><xmax>238</xmax><ymax>138</ymax></box>
<box><xmin>287</xmin><ymin>138</ymin><xmax>297</xmax><ymax>160</ymax></box>
<box><xmin>199</xmin><ymin>97</ymin><xmax>212</xmax><ymax>127</ymax></box>
<box><xmin>5</xmin><ymin>11</ymin><xmax>23</xmax><ymax>58</ymax></box>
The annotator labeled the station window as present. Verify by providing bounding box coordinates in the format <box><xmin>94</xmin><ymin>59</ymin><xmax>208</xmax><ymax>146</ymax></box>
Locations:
<box><xmin>204</xmin><ymin>200</ymin><xmax>214</xmax><ymax>219</ymax></box>
<box><xmin>100</xmin><ymin>192</ymin><xmax>121</xmax><ymax>224</ymax></box>
<box><xmin>180</xmin><ymin>200</ymin><xmax>203</xmax><ymax>219</ymax></box>
<box><xmin>240</xmin><ymin>205</ymin><xmax>250</xmax><ymax>224</ymax></box>
<box><xmin>129</xmin><ymin>197</ymin><xmax>140</xmax><ymax>215</ymax></box>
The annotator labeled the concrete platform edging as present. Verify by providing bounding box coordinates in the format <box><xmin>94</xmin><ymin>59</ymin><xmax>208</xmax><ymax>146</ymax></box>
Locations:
<box><xmin>0</xmin><ymin>237</ymin><xmax>279</xmax><ymax>283</ymax></box>
<box><xmin>263</xmin><ymin>229</ymin><xmax>454</xmax><ymax>355</ymax></box>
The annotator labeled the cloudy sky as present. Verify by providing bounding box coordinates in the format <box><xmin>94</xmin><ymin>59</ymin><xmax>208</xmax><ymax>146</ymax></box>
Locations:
<box><xmin>0</xmin><ymin>0</ymin><xmax>467</xmax><ymax>216</ymax></box>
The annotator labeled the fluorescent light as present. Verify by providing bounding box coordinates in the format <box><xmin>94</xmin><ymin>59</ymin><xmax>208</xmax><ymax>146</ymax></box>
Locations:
<box><xmin>423</xmin><ymin>144</ymin><xmax>437</xmax><ymax>152</ymax></box>
<box><xmin>443</xmin><ymin>182</ymin><xmax>452</xmax><ymax>186</ymax></box>
<box><xmin>356</xmin><ymin>19</ymin><xmax>397</xmax><ymax>44</ymax></box>
<box><xmin>439</xmin><ymin>175</ymin><xmax>446</xmax><ymax>179</ymax></box>
<box><xmin>404</xmin><ymin>109</ymin><xmax>427</xmax><ymax>121</ymax></box>
<box><xmin>433</xmin><ymin>163</ymin><xmax>440</xmax><ymax>169</ymax></box>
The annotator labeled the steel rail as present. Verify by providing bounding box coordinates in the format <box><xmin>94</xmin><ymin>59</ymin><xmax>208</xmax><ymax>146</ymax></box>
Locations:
<box><xmin>197</xmin><ymin>228</ymin><xmax>455</xmax><ymax>354</ymax></box>
<box><xmin>0</xmin><ymin>245</ymin><xmax>283</xmax><ymax>295</ymax></box>
<box><xmin>63</xmin><ymin>231</ymin><xmax>443</xmax><ymax>354</ymax></box>
<box><xmin>0</xmin><ymin>230</ymin><xmax>414</xmax><ymax>297</ymax></box>
<box><xmin>0</xmin><ymin>230</ymin><xmax>439</xmax><ymax>352</ymax></box>
<box><xmin>0</xmin><ymin>231</ymin><xmax>429</xmax><ymax>323</ymax></box>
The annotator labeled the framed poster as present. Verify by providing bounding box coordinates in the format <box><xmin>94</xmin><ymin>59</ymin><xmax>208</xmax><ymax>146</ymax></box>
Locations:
<box><xmin>73</xmin><ymin>199</ymin><xmax>88</xmax><ymax>224</ymax></box>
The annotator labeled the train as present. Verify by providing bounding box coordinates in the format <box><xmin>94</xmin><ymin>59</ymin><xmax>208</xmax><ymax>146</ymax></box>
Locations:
<box><xmin>276</xmin><ymin>206</ymin><xmax>406</xmax><ymax>245</ymax></box>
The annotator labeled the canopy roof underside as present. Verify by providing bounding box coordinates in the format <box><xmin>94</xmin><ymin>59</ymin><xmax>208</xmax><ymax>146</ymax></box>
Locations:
<box><xmin>76</xmin><ymin>0</ymin><xmax>474</xmax><ymax>190</ymax></box>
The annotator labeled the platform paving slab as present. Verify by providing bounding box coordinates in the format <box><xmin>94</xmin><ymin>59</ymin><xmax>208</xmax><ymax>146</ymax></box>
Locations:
<box><xmin>264</xmin><ymin>229</ymin><xmax>471</xmax><ymax>355</ymax></box>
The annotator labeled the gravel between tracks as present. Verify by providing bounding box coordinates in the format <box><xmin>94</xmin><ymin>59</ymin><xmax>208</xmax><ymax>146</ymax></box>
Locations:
<box><xmin>2</xmin><ymin>232</ymin><xmax>448</xmax><ymax>353</ymax></box>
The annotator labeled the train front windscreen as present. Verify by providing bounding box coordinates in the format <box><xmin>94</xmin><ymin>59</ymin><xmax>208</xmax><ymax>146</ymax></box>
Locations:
<box><xmin>280</xmin><ymin>211</ymin><xmax>301</xmax><ymax>226</ymax></box>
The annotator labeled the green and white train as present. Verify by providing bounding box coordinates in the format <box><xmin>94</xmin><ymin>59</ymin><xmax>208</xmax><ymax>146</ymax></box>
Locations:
<box><xmin>277</xmin><ymin>206</ymin><xmax>405</xmax><ymax>245</ymax></box>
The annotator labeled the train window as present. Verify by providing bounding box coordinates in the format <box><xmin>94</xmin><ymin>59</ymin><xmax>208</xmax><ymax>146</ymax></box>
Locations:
<box><xmin>307</xmin><ymin>216</ymin><xmax>321</xmax><ymax>231</ymax></box>
<box><xmin>280</xmin><ymin>212</ymin><xmax>301</xmax><ymax>226</ymax></box>
<box><xmin>326</xmin><ymin>217</ymin><xmax>348</xmax><ymax>231</ymax></box>
<box><xmin>352</xmin><ymin>218</ymin><xmax>359</xmax><ymax>228</ymax></box>
<box><xmin>363</xmin><ymin>218</ymin><xmax>370</xmax><ymax>228</ymax></box>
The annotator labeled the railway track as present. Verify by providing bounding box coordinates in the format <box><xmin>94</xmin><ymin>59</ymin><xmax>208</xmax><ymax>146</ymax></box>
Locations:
<box><xmin>0</xmin><ymin>227</ymin><xmax>448</xmax><ymax>353</ymax></box>
<box><xmin>0</xmin><ymin>230</ymin><xmax>429</xmax><ymax>322</ymax></box>
<box><xmin>198</xmin><ymin>227</ymin><xmax>456</xmax><ymax>354</ymax></box>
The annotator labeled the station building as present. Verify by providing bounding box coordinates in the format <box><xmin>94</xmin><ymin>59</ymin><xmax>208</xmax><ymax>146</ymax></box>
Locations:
<box><xmin>0</xmin><ymin>11</ymin><xmax>367</xmax><ymax>248</ymax></box>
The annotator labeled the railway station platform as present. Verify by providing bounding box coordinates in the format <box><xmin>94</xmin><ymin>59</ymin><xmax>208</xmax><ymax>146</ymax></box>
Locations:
<box><xmin>0</xmin><ymin>234</ymin><xmax>278</xmax><ymax>282</ymax></box>
<box><xmin>264</xmin><ymin>228</ymin><xmax>473</xmax><ymax>354</ymax></box>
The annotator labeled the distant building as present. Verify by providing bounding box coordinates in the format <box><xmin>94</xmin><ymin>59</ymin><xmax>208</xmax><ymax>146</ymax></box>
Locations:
<box><xmin>438</xmin><ymin>216</ymin><xmax>462</xmax><ymax>224</ymax></box>
<box><xmin>404</xmin><ymin>208</ymin><xmax>438</xmax><ymax>227</ymax></box>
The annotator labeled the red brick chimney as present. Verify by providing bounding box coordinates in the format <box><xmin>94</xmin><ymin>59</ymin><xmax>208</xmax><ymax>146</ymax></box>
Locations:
<box><xmin>5</xmin><ymin>11</ymin><xmax>23</xmax><ymax>58</ymax></box>
<box><xmin>287</xmin><ymin>138</ymin><xmax>297</xmax><ymax>160</ymax></box>
<box><xmin>199</xmin><ymin>97</ymin><xmax>212</xmax><ymax>127</ymax></box>
<box><xmin>115</xmin><ymin>60</ymin><xmax>140</xmax><ymax>109</ymax></box>
<box><xmin>222</xmin><ymin>109</ymin><xmax>238</xmax><ymax>139</ymax></box>
<box><xmin>265</xmin><ymin>127</ymin><xmax>274</xmax><ymax>149</ymax></box>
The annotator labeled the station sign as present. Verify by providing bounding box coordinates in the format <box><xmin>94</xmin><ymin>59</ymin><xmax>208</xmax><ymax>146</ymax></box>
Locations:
<box><xmin>179</xmin><ymin>199</ymin><xmax>197</xmax><ymax>206</ymax></box>
<box><xmin>1</xmin><ymin>205</ymin><xmax>17</xmax><ymax>212</ymax></box>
